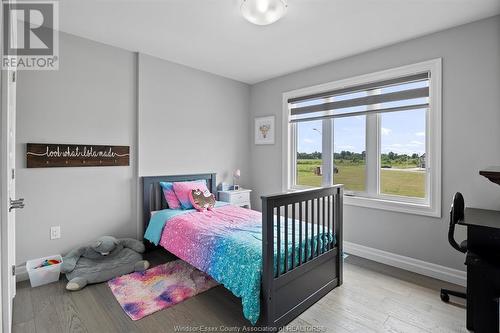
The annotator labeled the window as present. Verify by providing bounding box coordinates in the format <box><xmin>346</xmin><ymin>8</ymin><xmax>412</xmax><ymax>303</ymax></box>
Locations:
<box><xmin>380</xmin><ymin>109</ymin><xmax>426</xmax><ymax>198</ymax></box>
<box><xmin>284</xmin><ymin>59</ymin><xmax>442</xmax><ymax>217</ymax></box>
<box><xmin>334</xmin><ymin>116</ymin><xmax>366</xmax><ymax>192</ymax></box>
<box><xmin>296</xmin><ymin>120</ymin><xmax>322</xmax><ymax>187</ymax></box>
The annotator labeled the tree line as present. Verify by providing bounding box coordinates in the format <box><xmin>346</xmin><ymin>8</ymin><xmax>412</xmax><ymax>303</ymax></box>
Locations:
<box><xmin>297</xmin><ymin>151</ymin><xmax>424</xmax><ymax>166</ymax></box>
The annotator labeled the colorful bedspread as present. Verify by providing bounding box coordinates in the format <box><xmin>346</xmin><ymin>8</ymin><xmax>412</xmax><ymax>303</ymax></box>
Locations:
<box><xmin>144</xmin><ymin>204</ymin><xmax>334</xmax><ymax>325</ymax></box>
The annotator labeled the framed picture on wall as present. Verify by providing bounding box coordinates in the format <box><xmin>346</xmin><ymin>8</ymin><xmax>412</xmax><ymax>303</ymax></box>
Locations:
<box><xmin>255</xmin><ymin>116</ymin><xmax>275</xmax><ymax>145</ymax></box>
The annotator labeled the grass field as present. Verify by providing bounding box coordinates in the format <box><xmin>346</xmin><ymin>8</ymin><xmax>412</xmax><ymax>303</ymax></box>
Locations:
<box><xmin>297</xmin><ymin>159</ymin><xmax>425</xmax><ymax>198</ymax></box>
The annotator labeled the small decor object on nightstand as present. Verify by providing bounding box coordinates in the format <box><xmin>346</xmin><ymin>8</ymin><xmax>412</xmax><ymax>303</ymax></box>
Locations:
<box><xmin>218</xmin><ymin>188</ymin><xmax>252</xmax><ymax>209</ymax></box>
<box><xmin>233</xmin><ymin>169</ymin><xmax>241</xmax><ymax>190</ymax></box>
<box><xmin>255</xmin><ymin>116</ymin><xmax>275</xmax><ymax>145</ymax></box>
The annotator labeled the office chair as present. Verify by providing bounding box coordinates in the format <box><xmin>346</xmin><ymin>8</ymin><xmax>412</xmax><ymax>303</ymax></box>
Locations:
<box><xmin>440</xmin><ymin>192</ymin><xmax>467</xmax><ymax>303</ymax></box>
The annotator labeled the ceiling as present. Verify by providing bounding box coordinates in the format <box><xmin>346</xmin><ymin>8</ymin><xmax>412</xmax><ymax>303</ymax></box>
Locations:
<box><xmin>59</xmin><ymin>0</ymin><xmax>500</xmax><ymax>84</ymax></box>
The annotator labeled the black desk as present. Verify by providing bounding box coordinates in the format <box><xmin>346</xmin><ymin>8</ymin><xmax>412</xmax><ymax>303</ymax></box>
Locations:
<box><xmin>463</xmin><ymin>208</ymin><xmax>500</xmax><ymax>229</ymax></box>
<box><xmin>460</xmin><ymin>207</ymin><xmax>500</xmax><ymax>332</ymax></box>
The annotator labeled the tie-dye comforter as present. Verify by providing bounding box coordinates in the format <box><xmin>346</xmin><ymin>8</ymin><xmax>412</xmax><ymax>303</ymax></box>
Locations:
<box><xmin>145</xmin><ymin>204</ymin><xmax>334</xmax><ymax>325</ymax></box>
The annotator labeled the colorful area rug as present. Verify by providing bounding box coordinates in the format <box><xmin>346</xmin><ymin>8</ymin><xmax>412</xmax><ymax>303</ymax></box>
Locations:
<box><xmin>108</xmin><ymin>260</ymin><xmax>218</xmax><ymax>320</ymax></box>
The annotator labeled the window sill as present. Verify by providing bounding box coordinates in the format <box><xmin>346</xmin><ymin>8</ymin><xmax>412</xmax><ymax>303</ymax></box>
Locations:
<box><xmin>344</xmin><ymin>195</ymin><xmax>441</xmax><ymax>218</ymax></box>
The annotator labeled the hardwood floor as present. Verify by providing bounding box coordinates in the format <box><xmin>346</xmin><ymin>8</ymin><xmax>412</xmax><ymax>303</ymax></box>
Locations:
<box><xmin>12</xmin><ymin>251</ymin><xmax>467</xmax><ymax>333</ymax></box>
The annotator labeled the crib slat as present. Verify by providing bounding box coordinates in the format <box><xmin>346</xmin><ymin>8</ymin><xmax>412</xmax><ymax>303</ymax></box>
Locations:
<box><xmin>311</xmin><ymin>199</ymin><xmax>315</xmax><ymax>258</ymax></box>
<box><xmin>276</xmin><ymin>207</ymin><xmax>281</xmax><ymax>278</ymax></box>
<box><xmin>305</xmin><ymin>200</ymin><xmax>309</xmax><ymax>263</ymax></box>
<box><xmin>319</xmin><ymin>197</ymin><xmax>322</xmax><ymax>254</ymax></box>
<box><xmin>316</xmin><ymin>197</ymin><xmax>320</xmax><ymax>256</ymax></box>
<box><xmin>292</xmin><ymin>202</ymin><xmax>296</xmax><ymax>269</ymax></box>
<box><xmin>298</xmin><ymin>201</ymin><xmax>302</xmax><ymax>266</ymax></box>
<box><xmin>327</xmin><ymin>195</ymin><xmax>331</xmax><ymax>249</ymax></box>
<box><xmin>284</xmin><ymin>205</ymin><xmax>288</xmax><ymax>273</ymax></box>
<box><xmin>330</xmin><ymin>195</ymin><xmax>334</xmax><ymax>249</ymax></box>
<box><xmin>332</xmin><ymin>194</ymin><xmax>336</xmax><ymax>250</ymax></box>
<box><xmin>322</xmin><ymin>196</ymin><xmax>325</xmax><ymax>254</ymax></box>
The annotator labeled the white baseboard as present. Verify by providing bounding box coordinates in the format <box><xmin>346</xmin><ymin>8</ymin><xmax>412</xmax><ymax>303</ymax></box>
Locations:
<box><xmin>15</xmin><ymin>265</ymin><xmax>29</xmax><ymax>282</ymax></box>
<box><xmin>15</xmin><ymin>244</ymin><xmax>465</xmax><ymax>287</ymax></box>
<box><xmin>344</xmin><ymin>241</ymin><xmax>466</xmax><ymax>287</ymax></box>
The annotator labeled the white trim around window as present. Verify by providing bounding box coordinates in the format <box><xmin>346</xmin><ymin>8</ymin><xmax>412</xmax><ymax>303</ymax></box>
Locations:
<box><xmin>282</xmin><ymin>59</ymin><xmax>442</xmax><ymax>218</ymax></box>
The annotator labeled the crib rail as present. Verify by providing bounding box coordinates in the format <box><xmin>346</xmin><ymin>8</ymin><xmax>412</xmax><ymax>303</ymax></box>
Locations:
<box><xmin>261</xmin><ymin>185</ymin><xmax>343</xmax><ymax>327</ymax></box>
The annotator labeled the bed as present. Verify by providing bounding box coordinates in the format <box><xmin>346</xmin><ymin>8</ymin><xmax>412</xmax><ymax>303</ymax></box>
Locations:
<box><xmin>142</xmin><ymin>173</ymin><xmax>343</xmax><ymax>328</ymax></box>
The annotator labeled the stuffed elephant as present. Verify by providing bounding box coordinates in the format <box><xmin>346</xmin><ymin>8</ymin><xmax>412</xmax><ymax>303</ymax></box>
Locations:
<box><xmin>61</xmin><ymin>236</ymin><xmax>149</xmax><ymax>291</ymax></box>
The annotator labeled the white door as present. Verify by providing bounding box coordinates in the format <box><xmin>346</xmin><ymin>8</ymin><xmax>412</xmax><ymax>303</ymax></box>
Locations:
<box><xmin>1</xmin><ymin>3</ymin><xmax>20</xmax><ymax>330</ymax></box>
<box><xmin>1</xmin><ymin>68</ymin><xmax>20</xmax><ymax>333</ymax></box>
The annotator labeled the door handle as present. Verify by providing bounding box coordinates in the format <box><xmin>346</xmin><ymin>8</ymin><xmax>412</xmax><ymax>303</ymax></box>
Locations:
<box><xmin>10</xmin><ymin>198</ymin><xmax>24</xmax><ymax>205</ymax></box>
<box><xmin>9</xmin><ymin>198</ymin><xmax>25</xmax><ymax>212</ymax></box>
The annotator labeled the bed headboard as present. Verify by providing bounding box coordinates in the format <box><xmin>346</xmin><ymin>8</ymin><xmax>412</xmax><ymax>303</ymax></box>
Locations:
<box><xmin>142</xmin><ymin>173</ymin><xmax>216</xmax><ymax>233</ymax></box>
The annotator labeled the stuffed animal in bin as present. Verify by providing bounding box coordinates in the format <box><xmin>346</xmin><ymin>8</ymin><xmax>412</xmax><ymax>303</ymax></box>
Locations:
<box><xmin>61</xmin><ymin>236</ymin><xmax>149</xmax><ymax>291</ymax></box>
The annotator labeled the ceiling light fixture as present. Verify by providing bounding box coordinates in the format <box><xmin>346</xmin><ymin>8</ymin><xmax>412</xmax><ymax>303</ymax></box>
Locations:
<box><xmin>241</xmin><ymin>0</ymin><xmax>288</xmax><ymax>26</ymax></box>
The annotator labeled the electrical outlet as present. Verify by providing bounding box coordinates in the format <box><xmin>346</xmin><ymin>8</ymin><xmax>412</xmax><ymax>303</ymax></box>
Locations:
<box><xmin>50</xmin><ymin>226</ymin><xmax>61</xmax><ymax>240</ymax></box>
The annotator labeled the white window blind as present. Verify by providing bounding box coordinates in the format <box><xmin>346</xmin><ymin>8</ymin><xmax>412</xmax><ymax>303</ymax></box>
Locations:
<box><xmin>289</xmin><ymin>72</ymin><xmax>430</xmax><ymax>123</ymax></box>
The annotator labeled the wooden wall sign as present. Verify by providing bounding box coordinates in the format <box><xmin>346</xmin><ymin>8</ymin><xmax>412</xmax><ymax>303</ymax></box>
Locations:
<box><xmin>26</xmin><ymin>143</ymin><xmax>130</xmax><ymax>168</ymax></box>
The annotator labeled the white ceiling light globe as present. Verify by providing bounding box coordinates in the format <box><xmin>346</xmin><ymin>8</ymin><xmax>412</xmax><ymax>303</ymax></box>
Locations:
<box><xmin>241</xmin><ymin>0</ymin><xmax>288</xmax><ymax>26</ymax></box>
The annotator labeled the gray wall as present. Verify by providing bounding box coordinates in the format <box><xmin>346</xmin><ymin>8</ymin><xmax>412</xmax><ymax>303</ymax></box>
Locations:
<box><xmin>138</xmin><ymin>54</ymin><xmax>250</xmax><ymax>183</ymax></box>
<box><xmin>16</xmin><ymin>33</ymin><xmax>138</xmax><ymax>265</ymax></box>
<box><xmin>137</xmin><ymin>53</ymin><xmax>251</xmax><ymax>235</ymax></box>
<box><xmin>15</xmin><ymin>35</ymin><xmax>251</xmax><ymax>265</ymax></box>
<box><xmin>16</xmin><ymin>16</ymin><xmax>500</xmax><ymax>273</ymax></box>
<box><xmin>249</xmin><ymin>16</ymin><xmax>500</xmax><ymax>271</ymax></box>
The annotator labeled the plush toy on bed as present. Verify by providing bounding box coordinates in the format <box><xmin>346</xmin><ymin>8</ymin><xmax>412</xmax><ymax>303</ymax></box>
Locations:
<box><xmin>61</xmin><ymin>236</ymin><xmax>150</xmax><ymax>291</ymax></box>
<box><xmin>189</xmin><ymin>188</ymin><xmax>216</xmax><ymax>211</ymax></box>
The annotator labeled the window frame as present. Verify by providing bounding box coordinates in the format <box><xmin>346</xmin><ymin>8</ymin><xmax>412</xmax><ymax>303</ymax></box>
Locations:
<box><xmin>282</xmin><ymin>59</ymin><xmax>442</xmax><ymax>218</ymax></box>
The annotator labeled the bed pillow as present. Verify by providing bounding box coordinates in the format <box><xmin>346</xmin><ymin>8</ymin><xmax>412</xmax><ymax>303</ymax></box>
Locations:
<box><xmin>159</xmin><ymin>182</ymin><xmax>181</xmax><ymax>209</ymax></box>
<box><xmin>189</xmin><ymin>189</ymin><xmax>216</xmax><ymax>212</ymax></box>
<box><xmin>173</xmin><ymin>180</ymin><xmax>210</xmax><ymax>210</ymax></box>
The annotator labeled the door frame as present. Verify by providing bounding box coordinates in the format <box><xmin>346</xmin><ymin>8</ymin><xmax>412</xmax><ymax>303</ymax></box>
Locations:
<box><xmin>1</xmin><ymin>2</ymin><xmax>16</xmax><ymax>331</ymax></box>
<box><xmin>1</xmin><ymin>2</ymin><xmax>5</xmax><ymax>329</ymax></box>
<box><xmin>0</xmin><ymin>69</ymin><xmax>9</xmax><ymax>333</ymax></box>
<box><xmin>0</xmin><ymin>63</ymin><xmax>4</xmax><ymax>333</ymax></box>
<box><xmin>0</xmin><ymin>53</ymin><xmax>17</xmax><ymax>333</ymax></box>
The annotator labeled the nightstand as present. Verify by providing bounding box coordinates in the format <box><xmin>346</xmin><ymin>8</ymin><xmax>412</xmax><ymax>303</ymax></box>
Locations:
<box><xmin>218</xmin><ymin>188</ymin><xmax>252</xmax><ymax>209</ymax></box>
